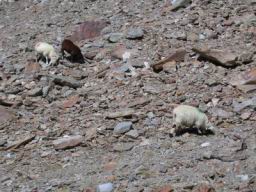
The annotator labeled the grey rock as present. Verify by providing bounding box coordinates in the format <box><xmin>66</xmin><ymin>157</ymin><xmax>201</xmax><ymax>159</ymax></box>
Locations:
<box><xmin>199</xmin><ymin>33</ymin><xmax>206</xmax><ymax>40</ymax></box>
<box><xmin>210</xmin><ymin>107</ymin><xmax>234</xmax><ymax>118</ymax></box>
<box><xmin>27</xmin><ymin>87</ymin><xmax>43</xmax><ymax>97</ymax></box>
<box><xmin>237</xmin><ymin>175</ymin><xmax>249</xmax><ymax>182</ymax></box>
<box><xmin>130</xmin><ymin>58</ymin><xmax>145</xmax><ymax>68</ymax></box>
<box><xmin>0</xmin><ymin>139</ymin><xmax>7</xmax><ymax>147</ymax></box>
<box><xmin>113</xmin><ymin>142</ymin><xmax>134</xmax><ymax>152</ymax></box>
<box><xmin>3</xmin><ymin>64</ymin><xmax>15</xmax><ymax>73</ymax></box>
<box><xmin>238</xmin><ymin>52</ymin><xmax>254</xmax><ymax>64</ymax></box>
<box><xmin>42</xmin><ymin>86</ymin><xmax>51</xmax><ymax>97</ymax></box>
<box><xmin>114</xmin><ymin>121</ymin><xmax>133</xmax><ymax>134</ymax></box>
<box><xmin>166</xmin><ymin>31</ymin><xmax>187</xmax><ymax>40</ymax></box>
<box><xmin>203</xmin><ymin>151</ymin><xmax>213</xmax><ymax>159</ymax></box>
<box><xmin>206</xmin><ymin>78</ymin><xmax>218</xmax><ymax>86</ymax></box>
<box><xmin>126</xmin><ymin>28</ymin><xmax>144</xmax><ymax>39</ymax></box>
<box><xmin>50</xmin><ymin>75</ymin><xmax>82</xmax><ymax>89</ymax></box>
<box><xmin>144</xmin><ymin>117</ymin><xmax>160</xmax><ymax>127</ymax></box>
<box><xmin>116</xmin><ymin>64</ymin><xmax>130</xmax><ymax>73</ymax></box>
<box><xmin>125</xmin><ymin>129</ymin><xmax>139</xmax><ymax>138</ymax></box>
<box><xmin>147</xmin><ymin>112</ymin><xmax>155</xmax><ymax>119</ymax></box>
<box><xmin>108</xmin><ymin>33</ymin><xmax>123</xmax><ymax>43</ymax></box>
<box><xmin>233</xmin><ymin>97</ymin><xmax>256</xmax><ymax>112</ymax></box>
<box><xmin>171</xmin><ymin>0</ymin><xmax>192</xmax><ymax>11</ymax></box>
<box><xmin>235</xmin><ymin>14</ymin><xmax>256</xmax><ymax>27</ymax></box>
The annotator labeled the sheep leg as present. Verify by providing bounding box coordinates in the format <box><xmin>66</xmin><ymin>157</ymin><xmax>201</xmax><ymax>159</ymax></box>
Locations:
<box><xmin>46</xmin><ymin>57</ymin><xmax>52</xmax><ymax>66</ymax></box>
<box><xmin>170</xmin><ymin>128</ymin><xmax>176</xmax><ymax>137</ymax></box>
<box><xmin>36</xmin><ymin>53</ymin><xmax>39</xmax><ymax>62</ymax></box>
<box><xmin>172</xmin><ymin>120</ymin><xmax>182</xmax><ymax>137</ymax></box>
<box><xmin>36</xmin><ymin>53</ymin><xmax>41</xmax><ymax>62</ymax></box>
<box><xmin>196</xmin><ymin>121</ymin><xmax>205</xmax><ymax>135</ymax></box>
<box><xmin>42</xmin><ymin>56</ymin><xmax>51</xmax><ymax>68</ymax></box>
<box><xmin>45</xmin><ymin>56</ymin><xmax>49</xmax><ymax>65</ymax></box>
<box><xmin>70</xmin><ymin>52</ymin><xmax>75</xmax><ymax>62</ymax></box>
<box><xmin>61</xmin><ymin>49</ymin><xmax>65</xmax><ymax>59</ymax></box>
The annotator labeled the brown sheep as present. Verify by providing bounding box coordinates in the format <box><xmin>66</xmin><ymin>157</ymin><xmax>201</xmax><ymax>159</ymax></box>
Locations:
<box><xmin>61</xmin><ymin>39</ymin><xmax>85</xmax><ymax>64</ymax></box>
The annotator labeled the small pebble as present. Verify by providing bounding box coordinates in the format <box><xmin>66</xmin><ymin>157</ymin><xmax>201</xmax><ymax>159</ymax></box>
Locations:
<box><xmin>114</xmin><ymin>121</ymin><xmax>133</xmax><ymax>134</ymax></box>
<box><xmin>236</xmin><ymin>175</ymin><xmax>249</xmax><ymax>181</ymax></box>
<box><xmin>201</xmin><ymin>142</ymin><xmax>210</xmax><ymax>147</ymax></box>
<box><xmin>97</xmin><ymin>182</ymin><xmax>114</xmax><ymax>192</ymax></box>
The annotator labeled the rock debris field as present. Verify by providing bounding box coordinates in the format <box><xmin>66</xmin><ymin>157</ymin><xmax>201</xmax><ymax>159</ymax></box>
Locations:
<box><xmin>0</xmin><ymin>0</ymin><xmax>256</xmax><ymax>191</ymax></box>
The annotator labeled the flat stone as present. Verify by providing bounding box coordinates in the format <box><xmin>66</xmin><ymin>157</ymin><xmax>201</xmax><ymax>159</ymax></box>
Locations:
<box><xmin>111</xmin><ymin>44</ymin><xmax>138</xmax><ymax>61</ymax></box>
<box><xmin>70</xmin><ymin>20</ymin><xmax>109</xmax><ymax>42</ymax></box>
<box><xmin>192</xmin><ymin>47</ymin><xmax>239</xmax><ymax>67</ymax></box>
<box><xmin>166</xmin><ymin>31</ymin><xmax>187</xmax><ymax>40</ymax></box>
<box><xmin>152</xmin><ymin>49</ymin><xmax>186</xmax><ymax>72</ymax></box>
<box><xmin>0</xmin><ymin>106</ymin><xmax>15</xmax><ymax>124</ymax></box>
<box><xmin>24</xmin><ymin>60</ymin><xmax>41</xmax><ymax>75</ymax></box>
<box><xmin>27</xmin><ymin>87</ymin><xmax>43</xmax><ymax>97</ymax></box>
<box><xmin>50</xmin><ymin>75</ymin><xmax>82</xmax><ymax>88</ymax></box>
<box><xmin>0</xmin><ymin>139</ymin><xmax>7</xmax><ymax>147</ymax></box>
<box><xmin>210</xmin><ymin>107</ymin><xmax>234</xmax><ymax>118</ymax></box>
<box><xmin>105</xmin><ymin>109</ymin><xmax>136</xmax><ymax>119</ymax></box>
<box><xmin>240</xmin><ymin>112</ymin><xmax>251</xmax><ymax>120</ymax></box>
<box><xmin>125</xmin><ymin>129</ymin><xmax>139</xmax><ymax>138</ymax></box>
<box><xmin>62</xmin><ymin>95</ymin><xmax>80</xmax><ymax>108</ymax></box>
<box><xmin>230</xmin><ymin>68</ymin><xmax>256</xmax><ymax>86</ymax></box>
<box><xmin>155</xmin><ymin>185</ymin><xmax>173</xmax><ymax>192</ymax></box>
<box><xmin>53</xmin><ymin>135</ymin><xmax>83</xmax><ymax>150</ymax></box>
<box><xmin>108</xmin><ymin>33</ymin><xmax>123</xmax><ymax>43</ymax></box>
<box><xmin>113</xmin><ymin>142</ymin><xmax>134</xmax><ymax>152</ymax></box>
<box><xmin>114</xmin><ymin>121</ymin><xmax>133</xmax><ymax>134</ymax></box>
<box><xmin>126</xmin><ymin>28</ymin><xmax>144</xmax><ymax>39</ymax></box>
<box><xmin>233</xmin><ymin>97</ymin><xmax>256</xmax><ymax>112</ymax></box>
<box><xmin>192</xmin><ymin>183</ymin><xmax>215</xmax><ymax>192</ymax></box>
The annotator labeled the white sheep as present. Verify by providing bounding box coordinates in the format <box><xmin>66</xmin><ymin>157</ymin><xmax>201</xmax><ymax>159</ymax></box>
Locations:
<box><xmin>172</xmin><ymin>105</ymin><xmax>214</xmax><ymax>136</ymax></box>
<box><xmin>34</xmin><ymin>42</ymin><xmax>59</xmax><ymax>66</ymax></box>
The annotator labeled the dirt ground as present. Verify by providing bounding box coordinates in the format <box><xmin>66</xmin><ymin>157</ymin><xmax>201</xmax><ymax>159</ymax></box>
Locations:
<box><xmin>0</xmin><ymin>0</ymin><xmax>256</xmax><ymax>191</ymax></box>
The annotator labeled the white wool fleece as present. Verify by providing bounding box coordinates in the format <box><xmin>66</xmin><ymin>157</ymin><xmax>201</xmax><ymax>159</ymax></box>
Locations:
<box><xmin>35</xmin><ymin>42</ymin><xmax>58</xmax><ymax>65</ymax></box>
<box><xmin>172</xmin><ymin>105</ymin><xmax>213</xmax><ymax>135</ymax></box>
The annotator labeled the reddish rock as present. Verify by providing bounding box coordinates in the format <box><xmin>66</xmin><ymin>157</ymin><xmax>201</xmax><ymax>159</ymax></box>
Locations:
<box><xmin>85</xmin><ymin>127</ymin><xmax>97</xmax><ymax>141</ymax></box>
<box><xmin>192</xmin><ymin>184</ymin><xmax>215</xmax><ymax>192</ymax></box>
<box><xmin>84</xmin><ymin>51</ymin><xmax>97</xmax><ymax>60</ymax></box>
<box><xmin>192</xmin><ymin>47</ymin><xmax>238</xmax><ymax>67</ymax></box>
<box><xmin>53</xmin><ymin>135</ymin><xmax>83</xmax><ymax>150</ymax></box>
<box><xmin>70</xmin><ymin>20</ymin><xmax>109</xmax><ymax>42</ymax></box>
<box><xmin>0</xmin><ymin>106</ymin><xmax>15</xmax><ymax>124</ymax></box>
<box><xmin>83</xmin><ymin>188</ymin><xmax>95</xmax><ymax>192</ymax></box>
<box><xmin>24</xmin><ymin>59</ymin><xmax>41</xmax><ymax>75</ymax></box>
<box><xmin>162</xmin><ymin>61</ymin><xmax>176</xmax><ymax>73</ymax></box>
<box><xmin>105</xmin><ymin>175</ymin><xmax>116</xmax><ymax>181</ymax></box>
<box><xmin>154</xmin><ymin>185</ymin><xmax>173</xmax><ymax>192</ymax></box>
<box><xmin>111</xmin><ymin>44</ymin><xmax>137</xmax><ymax>61</ymax></box>
<box><xmin>63</xmin><ymin>69</ymin><xmax>87</xmax><ymax>80</ymax></box>
<box><xmin>62</xmin><ymin>95</ymin><xmax>80</xmax><ymax>108</ymax></box>
<box><xmin>152</xmin><ymin>49</ymin><xmax>186</xmax><ymax>72</ymax></box>
<box><xmin>230</xmin><ymin>68</ymin><xmax>256</xmax><ymax>86</ymax></box>
<box><xmin>103</xmin><ymin>161</ymin><xmax>117</xmax><ymax>171</ymax></box>
<box><xmin>241</xmin><ymin>112</ymin><xmax>251</xmax><ymax>120</ymax></box>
